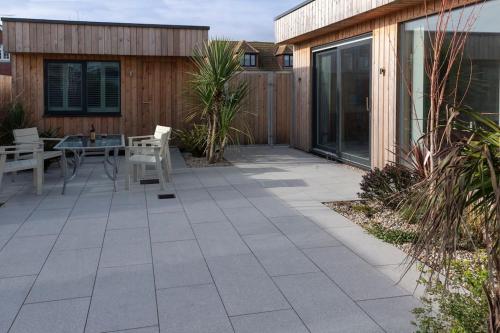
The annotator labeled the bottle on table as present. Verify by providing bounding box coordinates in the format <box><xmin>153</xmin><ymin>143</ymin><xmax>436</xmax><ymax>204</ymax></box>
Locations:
<box><xmin>90</xmin><ymin>124</ymin><xmax>96</xmax><ymax>142</ymax></box>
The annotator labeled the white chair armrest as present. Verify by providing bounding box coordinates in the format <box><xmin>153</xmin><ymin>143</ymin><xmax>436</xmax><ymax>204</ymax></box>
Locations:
<box><xmin>126</xmin><ymin>146</ymin><xmax>161</xmax><ymax>154</ymax></box>
<box><xmin>40</xmin><ymin>138</ymin><xmax>64</xmax><ymax>142</ymax></box>
<box><xmin>0</xmin><ymin>144</ymin><xmax>43</xmax><ymax>155</ymax></box>
<box><xmin>128</xmin><ymin>135</ymin><xmax>154</xmax><ymax>146</ymax></box>
<box><xmin>134</xmin><ymin>138</ymin><xmax>161</xmax><ymax>147</ymax></box>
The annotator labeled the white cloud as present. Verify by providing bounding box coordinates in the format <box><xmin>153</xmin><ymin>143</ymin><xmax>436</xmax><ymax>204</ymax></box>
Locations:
<box><xmin>0</xmin><ymin>0</ymin><xmax>300</xmax><ymax>41</ymax></box>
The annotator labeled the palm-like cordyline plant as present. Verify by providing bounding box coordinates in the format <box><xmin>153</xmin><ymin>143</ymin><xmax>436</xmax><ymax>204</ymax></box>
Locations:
<box><xmin>401</xmin><ymin>111</ymin><xmax>500</xmax><ymax>332</ymax></box>
<box><xmin>189</xmin><ymin>39</ymin><xmax>250</xmax><ymax>163</ymax></box>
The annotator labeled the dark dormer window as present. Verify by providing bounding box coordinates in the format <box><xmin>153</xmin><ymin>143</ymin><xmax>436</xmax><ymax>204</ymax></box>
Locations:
<box><xmin>283</xmin><ymin>54</ymin><xmax>293</xmax><ymax>68</ymax></box>
<box><xmin>241</xmin><ymin>53</ymin><xmax>257</xmax><ymax>67</ymax></box>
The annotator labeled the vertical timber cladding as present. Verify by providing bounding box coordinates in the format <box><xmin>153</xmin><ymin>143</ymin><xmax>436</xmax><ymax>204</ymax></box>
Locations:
<box><xmin>231</xmin><ymin>71</ymin><xmax>294</xmax><ymax>145</ymax></box>
<box><xmin>287</xmin><ymin>0</ymin><xmax>478</xmax><ymax>168</ymax></box>
<box><xmin>11</xmin><ymin>53</ymin><xmax>196</xmax><ymax>136</ymax></box>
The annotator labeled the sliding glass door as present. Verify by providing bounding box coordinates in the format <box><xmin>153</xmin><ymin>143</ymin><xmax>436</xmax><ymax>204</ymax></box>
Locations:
<box><xmin>313</xmin><ymin>36</ymin><xmax>372</xmax><ymax>167</ymax></box>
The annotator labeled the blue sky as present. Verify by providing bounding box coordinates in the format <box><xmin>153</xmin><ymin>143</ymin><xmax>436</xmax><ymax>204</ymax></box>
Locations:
<box><xmin>0</xmin><ymin>0</ymin><xmax>300</xmax><ymax>41</ymax></box>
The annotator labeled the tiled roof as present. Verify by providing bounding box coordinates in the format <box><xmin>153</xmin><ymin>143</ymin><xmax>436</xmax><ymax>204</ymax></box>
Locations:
<box><xmin>232</xmin><ymin>41</ymin><xmax>292</xmax><ymax>71</ymax></box>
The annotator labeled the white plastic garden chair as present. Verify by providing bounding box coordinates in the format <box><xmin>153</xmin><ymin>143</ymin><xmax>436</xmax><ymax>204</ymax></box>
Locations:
<box><xmin>127</xmin><ymin>125</ymin><xmax>172</xmax><ymax>177</ymax></box>
<box><xmin>125</xmin><ymin>129</ymin><xmax>172</xmax><ymax>191</ymax></box>
<box><xmin>0</xmin><ymin>145</ymin><xmax>44</xmax><ymax>195</ymax></box>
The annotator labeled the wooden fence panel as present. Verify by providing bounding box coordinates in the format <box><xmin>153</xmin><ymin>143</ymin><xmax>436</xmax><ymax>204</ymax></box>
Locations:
<box><xmin>0</xmin><ymin>75</ymin><xmax>12</xmax><ymax>111</ymax></box>
<box><xmin>232</xmin><ymin>71</ymin><xmax>293</xmax><ymax>145</ymax></box>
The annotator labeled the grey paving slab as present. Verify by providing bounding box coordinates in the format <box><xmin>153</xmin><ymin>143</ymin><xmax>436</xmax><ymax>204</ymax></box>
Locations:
<box><xmin>100</xmin><ymin>228</ymin><xmax>151</xmax><ymax>267</ymax></box>
<box><xmin>304</xmin><ymin>246</ymin><xmax>409</xmax><ymax>301</ymax></box>
<box><xmin>358</xmin><ymin>296</ymin><xmax>421</xmax><ymax>333</ymax></box>
<box><xmin>192</xmin><ymin>221</ymin><xmax>250</xmax><ymax>258</ymax></box>
<box><xmin>27</xmin><ymin>247</ymin><xmax>100</xmax><ymax>303</ymax></box>
<box><xmin>54</xmin><ymin>222</ymin><xmax>106</xmax><ymax>251</ymax></box>
<box><xmin>223</xmin><ymin>206</ymin><xmax>279</xmax><ymax>236</ymax></box>
<box><xmin>113</xmin><ymin>327</ymin><xmax>158</xmax><ymax>333</ymax></box>
<box><xmin>298</xmin><ymin>207</ymin><xmax>355</xmax><ymax>229</ymax></box>
<box><xmin>274</xmin><ymin>272</ymin><xmax>383</xmax><ymax>333</ymax></box>
<box><xmin>38</xmin><ymin>195</ymin><xmax>79</xmax><ymax>210</ymax></box>
<box><xmin>145</xmin><ymin>195</ymin><xmax>184</xmax><ymax>214</ymax></box>
<box><xmin>148</xmin><ymin>212</ymin><xmax>194</xmax><ymax>243</ymax></box>
<box><xmin>272</xmin><ymin>216</ymin><xmax>341</xmax><ymax>249</ymax></box>
<box><xmin>243</xmin><ymin>233</ymin><xmax>319</xmax><ymax>277</ymax></box>
<box><xmin>86</xmin><ymin>264</ymin><xmax>157</xmax><ymax>333</ymax></box>
<box><xmin>15</xmin><ymin>208</ymin><xmax>71</xmax><ymax>237</ymax></box>
<box><xmin>248</xmin><ymin>197</ymin><xmax>299</xmax><ymax>218</ymax></box>
<box><xmin>231</xmin><ymin>309</ymin><xmax>309</xmax><ymax>333</ymax></box>
<box><xmin>0</xmin><ymin>275</ymin><xmax>36</xmax><ymax>333</ymax></box>
<box><xmin>324</xmin><ymin>225</ymin><xmax>407</xmax><ymax>266</ymax></box>
<box><xmin>183</xmin><ymin>201</ymin><xmax>227</xmax><ymax>223</ymax></box>
<box><xmin>107</xmin><ymin>205</ymin><xmax>148</xmax><ymax>230</ymax></box>
<box><xmin>207</xmin><ymin>254</ymin><xmax>290</xmax><ymax>316</ymax></box>
<box><xmin>157</xmin><ymin>284</ymin><xmax>233</xmax><ymax>333</ymax></box>
<box><xmin>111</xmin><ymin>191</ymin><xmax>147</xmax><ymax>207</ymax></box>
<box><xmin>0</xmin><ymin>235</ymin><xmax>57</xmax><ymax>278</ymax></box>
<box><xmin>10</xmin><ymin>297</ymin><xmax>90</xmax><ymax>333</ymax></box>
<box><xmin>152</xmin><ymin>240</ymin><xmax>212</xmax><ymax>290</ymax></box>
<box><xmin>208</xmin><ymin>187</ymin><xmax>252</xmax><ymax>209</ymax></box>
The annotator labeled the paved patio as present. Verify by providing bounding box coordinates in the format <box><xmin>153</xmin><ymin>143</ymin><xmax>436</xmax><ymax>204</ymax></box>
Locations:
<box><xmin>0</xmin><ymin>146</ymin><xmax>420</xmax><ymax>333</ymax></box>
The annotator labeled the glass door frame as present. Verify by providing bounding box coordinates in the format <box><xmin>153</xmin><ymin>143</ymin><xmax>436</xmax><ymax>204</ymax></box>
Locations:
<box><xmin>312</xmin><ymin>34</ymin><xmax>372</xmax><ymax>168</ymax></box>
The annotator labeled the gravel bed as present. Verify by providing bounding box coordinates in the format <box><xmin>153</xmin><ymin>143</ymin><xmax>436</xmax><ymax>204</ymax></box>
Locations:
<box><xmin>182</xmin><ymin>153</ymin><xmax>232</xmax><ymax>168</ymax></box>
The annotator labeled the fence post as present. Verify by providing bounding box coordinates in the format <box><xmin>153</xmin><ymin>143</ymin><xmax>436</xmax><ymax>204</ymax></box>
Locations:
<box><xmin>267</xmin><ymin>72</ymin><xmax>275</xmax><ymax>145</ymax></box>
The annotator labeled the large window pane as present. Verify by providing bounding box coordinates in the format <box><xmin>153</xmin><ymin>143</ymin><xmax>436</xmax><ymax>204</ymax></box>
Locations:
<box><xmin>46</xmin><ymin>63</ymin><xmax>82</xmax><ymax>113</ymax></box>
<box><xmin>400</xmin><ymin>0</ymin><xmax>500</xmax><ymax>150</ymax></box>
<box><xmin>87</xmin><ymin>62</ymin><xmax>120</xmax><ymax>113</ymax></box>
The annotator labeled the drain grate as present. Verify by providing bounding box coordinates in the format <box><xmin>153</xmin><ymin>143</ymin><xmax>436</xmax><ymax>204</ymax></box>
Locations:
<box><xmin>158</xmin><ymin>194</ymin><xmax>176</xmax><ymax>200</ymax></box>
<box><xmin>140</xmin><ymin>179</ymin><xmax>160</xmax><ymax>185</ymax></box>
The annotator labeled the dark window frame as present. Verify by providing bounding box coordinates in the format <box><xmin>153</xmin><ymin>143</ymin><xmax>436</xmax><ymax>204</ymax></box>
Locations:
<box><xmin>283</xmin><ymin>54</ymin><xmax>293</xmax><ymax>67</ymax></box>
<box><xmin>242</xmin><ymin>53</ymin><xmax>257</xmax><ymax>67</ymax></box>
<box><xmin>44</xmin><ymin>59</ymin><xmax>121</xmax><ymax>117</ymax></box>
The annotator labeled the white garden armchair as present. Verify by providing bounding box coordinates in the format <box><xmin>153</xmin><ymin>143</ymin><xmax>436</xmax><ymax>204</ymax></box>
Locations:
<box><xmin>0</xmin><ymin>144</ymin><xmax>44</xmax><ymax>195</ymax></box>
<box><xmin>13</xmin><ymin>127</ymin><xmax>63</xmax><ymax>162</ymax></box>
<box><xmin>127</xmin><ymin>125</ymin><xmax>172</xmax><ymax>175</ymax></box>
<box><xmin>125</xmin><ymin>129</ymin><xmax>172</xmax><ymax>191</ymax></box>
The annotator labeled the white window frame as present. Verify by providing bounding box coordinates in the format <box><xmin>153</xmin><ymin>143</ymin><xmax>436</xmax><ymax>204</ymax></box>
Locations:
<box><xmin>0</xmin><ymin>44</ymin><xmax>10</xmax><ymax>62</ymax></box>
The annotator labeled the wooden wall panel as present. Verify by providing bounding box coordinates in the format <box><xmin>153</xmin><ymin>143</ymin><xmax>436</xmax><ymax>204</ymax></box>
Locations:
<box><xmin>275</xmin><ymin>72</ymin><xmax>293</xmax><ymax>144</ymax></box>
<box><xmin>10</xmin><ymin>53</ymin><xmax>196</xmax><ymax>137</ymax></box>
<box><xmin>287</xmin><ymin>0</ymin><xmax>478</xmax><ymax>168</ymax></box>
<box><xmin>3</xmin><ymin>20</ymin><xmax>208</xmax><ymax>57</ymax></box>
<box><xmin>10</xmin><ymin>54</ymin><xmax>294</xmax><ymax>145</ymax></box>
<box><xmin>0</xmin><ymin>75</ymin><xmax>12</xmax><ymax>111</ymax></box>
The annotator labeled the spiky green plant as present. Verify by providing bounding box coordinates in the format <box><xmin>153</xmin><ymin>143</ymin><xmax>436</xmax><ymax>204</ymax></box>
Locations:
<box><xmin>0</xmin><ymin>102</ymin><xmax>32</xmax><ymax>145</ymax></box>
<box><xmin>401</xmin><ymin>110</ymin><xmax>500</xmax><ymax>332</ymax></box>
<box><xmin>189</xmin><ymin>38</ymin><xmax>251</xmax><ymax>163</ymax></box>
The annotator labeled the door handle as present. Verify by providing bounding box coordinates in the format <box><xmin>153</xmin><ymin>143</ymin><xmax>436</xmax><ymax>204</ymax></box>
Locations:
<box><xmin>365</xmin><ymin>97</ymin><xmax>370</xmax><ymax>112</ymax></box>
<box><xmin>143</xmin><ymin>101</ymin><xmax>151</xmax><ymax>104</ymax></box>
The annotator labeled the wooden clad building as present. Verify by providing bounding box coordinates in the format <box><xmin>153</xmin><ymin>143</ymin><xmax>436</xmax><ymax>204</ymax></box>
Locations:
<box><xmin>274</xmin><ymin>0</ymin><xmax>496</xmax><ymax>169</ymax></box>
<box><xmin>2</xmin><ymin>18</ymin><xmax>209</xmax><ymax>137</ymax></box>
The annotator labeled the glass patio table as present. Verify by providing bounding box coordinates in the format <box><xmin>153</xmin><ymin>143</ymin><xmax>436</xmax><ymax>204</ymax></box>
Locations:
<box><xmin>54</xmin><ymin>134</ymin><xmax>125</xmax><ymax>194</ymax></box>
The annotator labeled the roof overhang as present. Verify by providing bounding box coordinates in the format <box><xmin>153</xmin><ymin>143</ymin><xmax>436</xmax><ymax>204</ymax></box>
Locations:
<box><xmin>274</xmin><ymin>0</ymin><xmax>423</xmax><ymax>44</ymax></box>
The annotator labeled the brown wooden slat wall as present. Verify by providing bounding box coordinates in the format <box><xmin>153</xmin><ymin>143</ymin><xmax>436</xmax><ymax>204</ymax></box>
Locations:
<box><xmin>11</xmin><ymin>54</ymin><xmax>294</xmax><ymax>144</ymax></box>
<box><xmin>0</xmin><ymin>75</ymin><xmax>12</xmax><ymax>110</ymax></box>
<box><xmin>11</xmin><ymin>53</ymin><xmax>195</xmax><ymax>137</ymax></box>
<box><xmin>288</xmin><ymin>0</ymin><xmax>478</xmax><ymax>168</ymax></box>
<box><xmin>274</xmin><ymin>72</ymin><xmax>293</xmax><ymax>144</ymax></box>
<box><xmin>3</xmin><ymin>20</ymin><xmax>208</xmax><ymax>57</ymax></box>
<box><xmin>231</xmin><ymin>71</ymin><xmax>293</xmax><ymax>145</ymax></box>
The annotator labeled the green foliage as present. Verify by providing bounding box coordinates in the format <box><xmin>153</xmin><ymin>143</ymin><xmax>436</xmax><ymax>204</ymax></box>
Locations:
<box><xmin>189</xmin><ymin>38</ymin><xmax>251</xmax><ymax>163</ymax></box>
<box><xmin>358</xmin><ymin>163</ymin><xmax>421</xmax><ymax>209</ymax></box>
<box><xmin>413</xmin><ymin>257</ymin><xmax>489</xmax><ymax>333</ymax></box>
<box><xmin>401</xmin><ymin>110</ymin><xmax>499</xmax><ymax>332</ymax></box>
<box><xmin>367</xmin><ymin>223</ymin><xmax>417</xmax><ymax>245</ymax></box>
<box><xmin>0</xmin><ymin>103</ymin><xmax>32</xmax><ymax>145</ymax></box>
<box><xmin>351</xmin><ymin>203</ymin><xmax>377</xmax><ymax>218</ymax></box>
<box><xmin>174</xmin><ymin>125</ymin><xmax>208</xmax><ymax>157</ymax></box>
